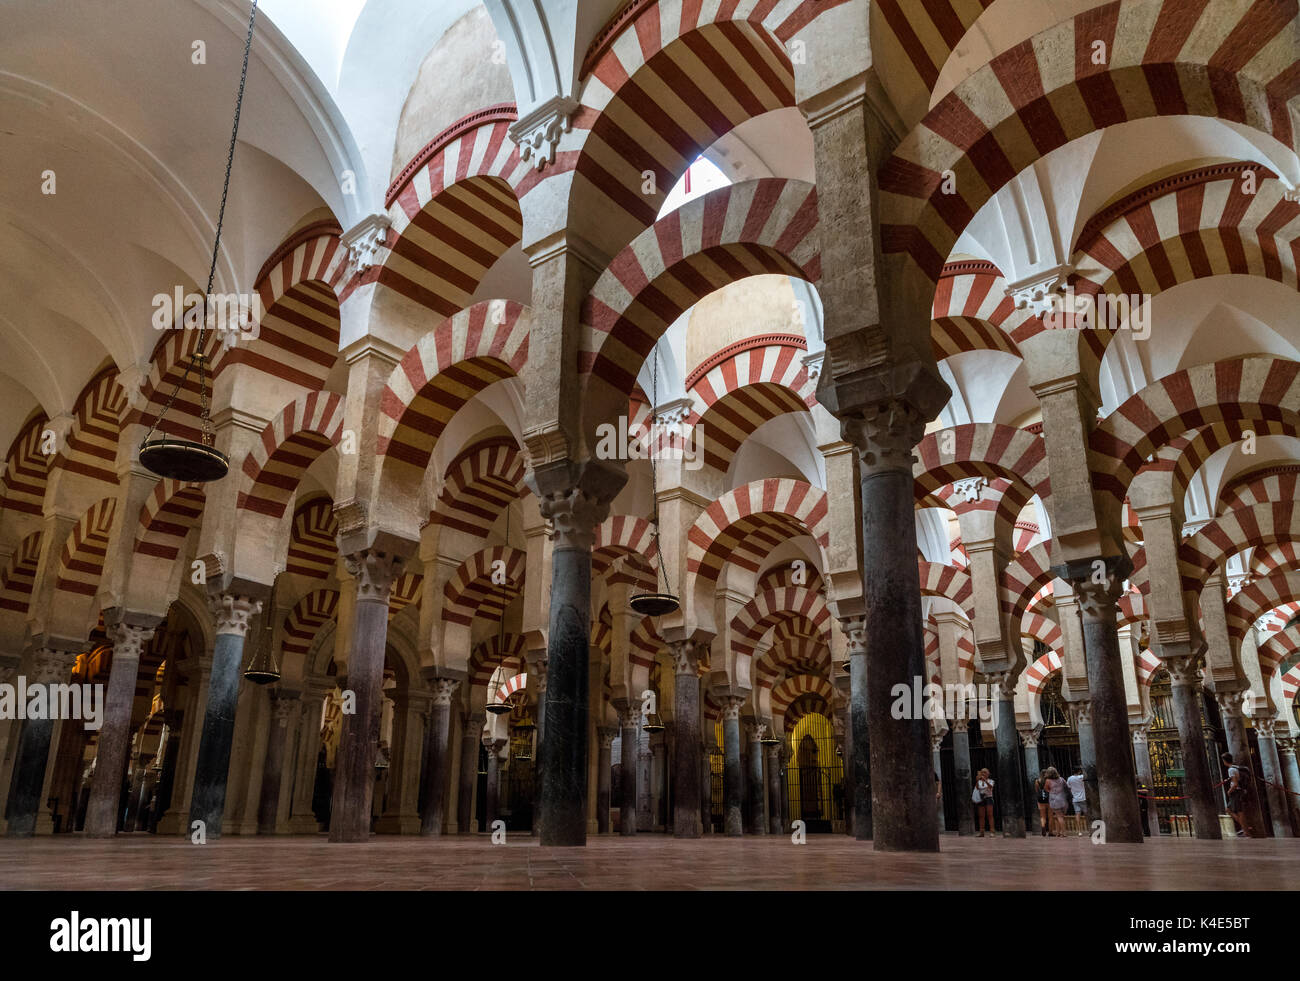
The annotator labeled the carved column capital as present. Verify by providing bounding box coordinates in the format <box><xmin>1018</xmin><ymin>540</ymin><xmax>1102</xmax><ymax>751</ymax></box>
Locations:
<box><xmin>107</xmin><ymin>622</ymin><xmax>156</xmax><ymax>660</ymax></box>
<box><xmin>838</xmin><ymin>617</ymin><xmax>867</xmax><ymax>656</ymax></box>
<box><xmin>1214</xmin><ymin>690</ymin><xmax>1246</xmax><ymax>719</ymax></box>
<box><xmin>1254</xmin><ymin>717</ymin><xmax>1278</xmax><ymax>739</ymax></box>
<box><xmin>208</xmin><ymin>593</ymin><xmax>262</xmax><ymax>637</ymax></box>
<box><xmin>597</xmin><ymin>726</ymin><xmax>616</xmax><ymax>750</ymax></box>
<box><xmin>1163</xmin><ymin>654</ymin><xmax>1203</xmax><ymax>687</ymax></box>
<box><xmin>30</xmin><ymin>647</ymin><xmax>81</xmax><ymax>684</ymax></box>
<box><xmin>931</xmin><ymin>730</ymin><xmax>947</xmax><ymax>751</ymax></box>
<box><xmin>272</xmin><ymin>693</ymin><xmax>297</xmax><ymax>725</ymax></box>
<box><xmin>619</xmin><ymin>704</ymin><xmax>641</xmax><ymax>728</ymax></box>
<box><xmin>986</xmin><ymin>670</ymin><xmax>1018</xmax><ymax>698</ymax></box>
<box><xmin>719</xmin><ymin>696</ymin><xmax>745</xmax><ymax>721</ymax></box>
<box><xmin>431</xmin><ymin>678</ymin><xmax>461</xmax><ymax>706</ymax></box>
<box><xmin>1018</xmin><ymin>726</ymin><xmax>1041</xmax><ymax>749</ymax></box>
<box><xmin>343</xmin><ymin>549</ymin><xmax>405</xmax><ymax>603</ymax></box>
<box><xmin>951</xmin><ymin>718</ymin><xmax>969</xmax><ymax>734</ymax></box>
<box><xmin>1057</xmin><ymin>555</ymin><xmax>1131</xmax><ymax>621</ymax></box>
<box><xmin>668</xmin><ymin>640</ymin><xmax>705</xmax><ymax>676</ymax></box>
<box><xmin>538</xmin><ymin>485</ymin><xmax>608</xmax><ymax>551</ymax></box>
<box><xmin>840</xmin><ymin>399</ymin><xmax>927</xmax><ymax>476</ymax></box>
<box><xmin>1130</xmin><ymin>722</ymin><xmax>1149</xmax><ymax>744</ymax></box>
<box><xmin>1067</xmin><ymin>700</ymin><xmax>1093</xmax><ymax>727</ymax></box>
<box><xmin>1276</xmin><ymin>737</ymin><xmax>1296</xmax><ymax>757</ymax></box>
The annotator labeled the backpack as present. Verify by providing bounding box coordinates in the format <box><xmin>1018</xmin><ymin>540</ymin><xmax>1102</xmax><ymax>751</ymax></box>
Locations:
<box><xmin>971</xmin><ymin>785</ymin><xmax>983</xmax><ymax>804</ymax></box>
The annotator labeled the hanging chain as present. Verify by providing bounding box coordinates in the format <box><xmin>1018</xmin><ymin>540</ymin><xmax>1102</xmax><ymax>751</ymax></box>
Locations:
<box><xmin>141</xmin><ymin>0</ymin><xmax>259</xmax><ymax>450</ymax></box>
<box><xmin>647</xmin><ymin>347</ymin><xmax>677</xmax><ymax>597</ymax></box>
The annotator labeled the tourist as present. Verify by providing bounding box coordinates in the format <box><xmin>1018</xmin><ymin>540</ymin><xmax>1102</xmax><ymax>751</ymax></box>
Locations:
<box><xmin>1044</xmin><ymin>767</ymin><xmax>1069</xmax><ymax>837</ymax></box>
<box><xmin>1221</xmin><ymin>752</ymin><xmax>1251</xmax><ymax>837</ymax></box>
<box><xmin>1035</xmin><ymin>769</ymin><xmax>1050</xmax><ymax>836</ymax></box>
<box><xmin>974</xmin><ymin>768</ymin><xmax>995</xmax><ymax>836</ymax></box>
<box><xmin>1067</xmin><ymin>765</ymin><xmax>1088</xmax><ymax>830</ymax></box>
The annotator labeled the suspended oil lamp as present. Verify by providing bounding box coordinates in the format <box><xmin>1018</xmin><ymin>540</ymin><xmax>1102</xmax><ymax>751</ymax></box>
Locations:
<box><xmin>641</xmin><ymin>712</ymin><xmax>665</xmax><ymax>734</ymax></box>
<box><xmin>759</xmin><ymin>724</ymin><xmax>780</xmax><ymax>747</ymax></box>
<box><xmin>139</xmin><ymin>0</ymin><xmax>261</xmax><ymax>483</ymax></box>
<box><xmin>629</xmin><ymin>345</ymin><xmax>680</xmax><ymax>617</ymax></box>
<box><xmin>486</xmin><ymin>671</ymin><xmax>513</xmax><ymax>716</ymax></box>
<box><xmin>243</xmin><ymin>572</ymin><xmax>281</xmax><ymax>684</ymax></box>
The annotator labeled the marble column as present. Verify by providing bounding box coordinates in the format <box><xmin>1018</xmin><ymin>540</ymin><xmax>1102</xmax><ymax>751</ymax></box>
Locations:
<box><xmin>720</xmin><ymin>696</ymin><xmax>744</xmax><ymax>837</ymax></box>
<box><xmin>931</xmin><ymin>729</ymin><xmax>946</xmax><ymax>832</ymax></box>
<box><xmin>951</xmin><ymin>719</ymin><xmax>975</xmax><ymax>835</ymax></box>
<box><xmin>1163</xmin><ymin>656</ymin><xmax>1219</xmax><ymax>838</ymax></box>
<box><xmin>745</xmin><ymin>721</ymin><xmax>766</xmax><ymax>835</ymax></box>
<box><xmin>457</xmin><ymin>712</ymin><xmax>483</xmax><ymax>833</ymax></box>
<box><xmin>1019</xmin><ymin>727</ymin><xmax>1043</xmax><ymax>834</ymax></box>
<box><xmin>1066</xmin><ymin>568</ymin><xmax>1142</xmax><ymax>842</ymax></box>
<box><xmin>1216</xmin><ymin>691</ymin><xmax>1266</xmax><ymax>837</ymax></box>
<box><xmin>700</xmin><ymin>740</ymin><xmax>713</xmax><ymax>834</ymax></box>
<box><xmin>1256</xmin><ymin>719</ymin><xmax>1292</xmax><ymax>838</ymax></box>
<box><xmin>767</xmin><ymin>739</ymin><xmax>784</xmax><ymax>834</ymax></box>
<box><xmin>838</xmin><ymin>703</ymin><xmax>853</xmax><ymax>837</ymax></box>
<box><xmin>287</xmin><ymin>683</ymin><xmax>329</xmax><ymax>833</ymax></box>
<box><xmin>84</xmin><ymin>622</ymin><xmax>155</xmax><ymax>837</ymax></box>
<box><xmin>420</xmin><ymin>678</ymin><xmax>459</xmax><ymax>835</ymax></box>
<box><xmin>8</xmin><ymin>647</ymin><xmax>82</xmax><ymax>837</ymax></box>
<box><xmin>157</xmin><ymin>655</ymin><xmax>213</xmax><ymax>836</ymax></box>
<box><xmin>841</xmin><ymin>617</ymin><xmax>872</xmax><ymax>839</ymax></box>
<box><xmin>256</xmin><ymin>692</ymin><xmax>295</xmax><ymax>834</ymax></box>
<box><xmin>189</xmin><ymin>593</ymin><xmax>261</xmax><ymax>839</ymax></box>
<box><xmin>668</xmin><ymin>641</ymin><xmax>703</xmax><ymax>837</ymax></box>
<box><xmin>843</xmin><ymin>405</ymin><xmax>937</xmax><ymax>851</ymax></box>
<box><xmin>329</xmin><ymin>549</ymin><xmax>402</xmax><ymax>843</ymax></box>
<box><xmin>990</xmin><ymin>672</ymin><xmax>1025</xmax><ymax>837</ymax></box>
<box><xmin>536</xmin><ymin>486</ymin><xmax>608</xmax><ymax>846</ymax></box>
<box><xmin>484</xmin><ymin>737</ymin><xmax>504</xmax><ymax>829</ymax></box>
<box><xmin>1071</xmin><ymin>700</ymin><xmax>1101</xmax><ymax>819</ymax></box>
<box><xmin>596</xmin><ymin>726</ymin><xmax>614</xmax><ymax>833</ymax></box>
<box><xmin>1131</xmin><ymin>722</ymin><xmax>1161</xmax><ymax>836</ymax></box>
<box><xmin>1277</xmin><ymin>737</ymin><xmax>1300</xmax><ymax>833</ymax></box>
<box><xmin>651</xmin><ymin>733</ymin><xmax>667</xmax><ymax>830</ymax></box>
<box><xmin>618</xmin><ymin>705</ymin><xmax>638</xmax><ymax>835</ymax></box>
<box><xmin>636</xmin><ymin>737</ymin><xmax>653</xmax><ymax>831</ymax></box>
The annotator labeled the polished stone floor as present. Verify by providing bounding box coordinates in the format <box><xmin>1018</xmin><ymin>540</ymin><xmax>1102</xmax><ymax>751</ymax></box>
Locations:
<box><xmin>0</xmin><ymin>832</ymin><xmax>1296</xmax><ymax>890</ymax></box>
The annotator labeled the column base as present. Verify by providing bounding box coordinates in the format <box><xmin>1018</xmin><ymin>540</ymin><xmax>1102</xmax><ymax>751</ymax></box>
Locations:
<box><xmin>288</xmin><ymin>814</ymin><xmax>323</xmax><ymax>834</ymax></box>
<box><xmin>374</xmin><ymin>813</ymin><xmax>420</xmax><ymax>835</ymax></box>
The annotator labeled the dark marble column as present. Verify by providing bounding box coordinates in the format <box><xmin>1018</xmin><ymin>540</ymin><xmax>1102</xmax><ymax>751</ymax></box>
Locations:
<box><xmin>767</xmin><ymin>739</ymin><xmax>783</xmax><ymax>834</ymax></box>
<box><xmin>651</xmin><ymin>733</ymin><xmax>667</xmax><ymax>830</ymax></box>
<box><xmin>837</xmin><ymin>703</ymin><xmax>852</xmax><ymax>836</ymax></box>
<box><xmin>1070</xmin><ymin>700</ymin><xmax>1101</xmax><ymax>820</ymax></box>
<box><xmin>932</xmin><ymin>729</ymin><xmax>946</xmax><ymax>831</ymax></box>
<box><xmin>636</xmin><ymin>741</ymin><xmax>653</xmax><ymax>831</ymax></box>
<box><xmin>700</xmin><ymin>741</ymin><xmax>713</xmax><ymax>834</ymax></box>
<box><xmin>843</xmin><ymin>405</ymin><xmax>938</xmax><ymax>851</ymax></box>
<box><xmin>85</xmin><ymin>622</ymin><xmax>156</xmax><ymax>837</ymax></box>
<box><xmin>484</xmin><ymin>737</ymin><xmax>504</xmax><ymax>828</ymax></box>
<box><xmin>1257</xmin><ymin>720</ymin><xmax>1292</xmax><ymax>838</ymax></box>
<box><xmin>720</xmin><ymin>696</ymin><xmax>744</xmax><ymax>836</ymax></box>
<box><xmin>841</xmin><ymin>618</ymin><xmax>872</xmax><ymax>840</ymax></box>
<box><xmin>7</xmin><ymin>648</ymin><xmax>82</xmax><ymax>837</ymax></box>
<box><xmin>745</xmin><ymin>721</ymin><xmax>766</xmax><ymax>835</ymax></box>
<box><xmin>457</xmin><ymin>712</ymin><xmax>483</xmax><ymax>833</ymax></box>
<box><xmin>536</xmin><ymin>486</ymin><xmax>609</xmax><ymax>847</ymax></box>
<box><xmin>256</xmin><ymin>692</ymin><xmax>295</xmax><ymax>834</ymax></box>
<box><xmin>527</xmin><ymin>653</ymin><xmax>547</xmax><ymax>838</ymax></box>
<box><xmin>420</xmin><ymin>679</ymin><xmax>459</xmax><ymax>835</ymax></box>
<box><xmin>1131</xmin><ymin>722</ymin><xmax>1161</xmax><ymax>836</ymax></box>
<box><xmin>189</xmin><ymin>593</ymin><xmax>261</xmax><ymax>839</ymax></box>
<box><xmin>329</xmin><ymin>550</ymin><xmax>403</xmax><ymax>843</ymax></box>
<box><xmin>619</xmin><ymin>705</ymin><xmax>638</xmax><ymax>835</ymax></box>
<box><xmin>1215</xmin><ymin>692</ymin><xmax>1265</xmax><ymax>836</ymax></box>
<box><xmin>951</xmin><ymin>718</ymin><xmax>976</xmax><ymax>835</ymax></box>
<box><xmin>1279</xmin><ymin>738</ymin><xmax>1300</xmax><ymax>831</ymax></box>
<box><xmin>1020</xmin><ymin>727</ymin><xmax>1042</xmax><ymax>834</ymax></box>
<box><xmin>596</xmin><ymin>726</ymin><xmax>614</xmax><ymax>833</ymax></box>
<box><xmin>1162</xmin><ymin>656</ymin><xmax>1219</xmax><ymax>838</ymax></box>
<box><xmin>669</xmin><ymin>641</ymin><xmax>703</xmax><ymax>837</ymax></box>
<box><xmin>990</xmin><ymin>672</ymin><xmax>1025</xmax><ymax>837</ymax></box>
<box><xmin>1067</xmin><ymin>567</ymin><xmax>1142</xmax><ymax>843</ymax></box>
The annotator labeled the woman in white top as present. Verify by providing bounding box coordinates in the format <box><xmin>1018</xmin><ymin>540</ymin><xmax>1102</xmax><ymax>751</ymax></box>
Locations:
<box><xmin>974</xmin><ymin>768</ymin><xmax>995</xmax><ymax>836</ymax></box>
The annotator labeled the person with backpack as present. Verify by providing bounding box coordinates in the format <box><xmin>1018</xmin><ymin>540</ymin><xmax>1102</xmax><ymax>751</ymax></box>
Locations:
<box><xmin>973</xmin><ymin>768</ymin><xmax>995</xmax><ymax>836</ymax></box>
<box><xmin>1222</xmin><ymin>752</ymin><xmax>1251</xmax><ymax>836</ymax></box>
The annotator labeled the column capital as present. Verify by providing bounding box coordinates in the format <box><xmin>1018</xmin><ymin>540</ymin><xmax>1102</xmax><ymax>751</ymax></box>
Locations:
<box><xmin>1213</xmin><ymin>689</ymin><xmax>1247</xmax><ymax>719</ymax></box>
<box><xmin>597</xmin><ymin>726</ymin><xmax>617</xmax><ymax>749</ymax></box>
<box><xmin>619</xmin><ymin>704</ymin><xmax>640</xmax><ymax>728</ymax></box>
<box><xmin>537</xmin><ymin>484</ymin><xmax>608</xmax><ymax>551</ymax></box>
<box><xmin>1255</xmin><ymin>717</ymin><xmax>1279</xmax><ymax>739</ymax></box>
<box><xmin>1129</xmin><ymin>721</ymin><xmax>1150</xmax><ymax>744</ymax></box>
<box><xmin>208</xmin><ymin>593</ymin><xmax>262</xmax><ymax>637</ymax></box>
<box><xmin>107</xmin><ymin>621</ymin><xmax>156</xmax><ymax>660</ymax></box>
<box><xmin>985</xmin><ymin>670</ymin><xmax>1019</xmax><ymax>697</ymax></box>
<box><xmin>271</xmin><ymin>694</ymin><xmax>297</xmax><ymax>724</ymax></box>
<box><xmin>930</xmin><ymin>730</ymin><xmax>947</xmax><ymax>752</ymax></box>
<box><xmin>718</xmin><ymin>695</ymin><xmax>745</xmax><ymax>721</ymax></box>
<box><xmin>1067</xmin><ymin>700</ymin><xmax>1093</xmax><ymax>727</ymax></box>
<box><xmin>1276</xmin><ymin>736</ymin><xmax>1296</xmax><ymax>756</ymax></box>
<box><xmin>667</xmin><ymin>639</ymin><xmax>706</xmax><ymax>676</ymax></box>
<box><xmin>430</xmin><ymin>678</ymin><xmax>461</xmax><ymax>706</ymax></box>
<box><xmin>951</xmin><ymin>718</ymin><xmax>969</xmax><ymax>734</ymax></box>
<box><xmin>30</xmin><ymin>647</ymin><xmax>81</xmax><ymax>684</ymax></box>
<box><xmin>1054</xmin><ymin>555</ymin><xmax>1132</xmax><ymax>617</ymax></box>
<box><xmin>1018</xmin><ymin>726</ymin><xmax>1042</xmax><ymax>748</ymax></box>
<box><xmin>839</xmin><ymin>399</ymin><xmax>928</xmax><ymax>477</ymax></box>
<box><xmin>838</xmin><ymin>617</ymin><xmax>867</xmax><ymax>656</ymax></box>
<box><xmin>1163</xmin><ymin>653</ymin><xmax>1203</xmax><ymax>686</ymax></box>
<box><xmin>342</xmin><ymin>548</ymin><xmax>405</xmax><ymax>603</ymax></box>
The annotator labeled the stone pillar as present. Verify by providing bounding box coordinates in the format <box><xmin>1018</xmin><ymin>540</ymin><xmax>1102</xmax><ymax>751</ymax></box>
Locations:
<box><xmin>1163</xmin><ymin>656</ymin><xmax>1219</xmax><ymax>838</ymax></box>
<box><xmin>837</xmin><ymin>702</ymin><xmax>853</xmax><ymax>837</ymax></box>
<box><xmin>7</xmin><ymin>648</ymin><xmax>80</xmax><ymax>837</ymax></box>
<box><xmin>1065</xmin><ymin>568</ymin><xmax>1142</xmax><ymax>843</ymax></box>
<box><xmin>256</xmin><ymin>692</ymin><xmax>295</xmax><ymax>834</ymax></box>
<box><xmin>1216</xmin><ymin>692</ymin><xmax>1266</xmax><ymax>837</ymax></box>
<box><xmin>529</xmin><ymin>654</ymin><xmax>548</xmax><ymax>838</ymax></box>
<box><xmin>635</xmin><ymin>735</ymin><xmax>653</xmax><ymax>831</ymax></box>
<box><xmin>951</xmin><ymin>718</ymin><xmax>975</xmax><ymax>835</ymax></box>
<box><xmin>618</xmin><ymin>704</ymin><xmax>638</xmax><ymax>835</ymax></box>
<box><xmin>931</xmin><ymin>729</ymin><xmax>946</xmax><ymax>832</ymax></box>
<box><xmin>419</xmin><ymin>679</ymin><xmax>459</xmax><ymax>835</ymax></box>
<box><xmin>287</xmin><ymin>683</ymin><xmax>329</xmax><ymax>833</ymax></box>
<box><xmin>596</xmin><ymin>726</ymin><xmax>614</xmax><ymax>833</ymax></box>
<box><xmin>329</xmin><ymin>549</ymin><xmax>402</xmax><ymax>843</ymax></box>
<box><xmin>535</xmin><ymin>485</ymin><xmax>608</xmax><ymax>846</ymax></box>
<box><xmin>720</xmin><ymin>696</ymin><xmax>744</xmax><ymax>836</ymax></box>
<box><xmin>1130</xmin><ymin>722</ymin><xmax>1161</xmax><ymax>837</ymax></box>
<box><xmin>1255</xmin><ymin>719</ymin><xmax>1292</xmax><ymax>838</ymax></box>
<box><xmin>842</xmin><ymin>404</ymin><xmax>938</xmax><ymax>852</ymax></box>
<box><xmin>484</xmin><ymin>736</ymin><xmax>504</xmax><ymax>829</ymax></box>
<box><xmin>745</xmin><ymin>720</ymin><xmax>766</xmax><ymax>836</ymax></box>
<box><xmin>700</xmin><ymin>740</ymin><xmax>713</xmax><ymax>834</ymax></box>
<box><xmin>189</xmin><ymin>593</ymin><xmax>261</xmax><ymax>839</ymax></box>
<box><xmin>767</xmin><ymin>739</ymin><xmax>784</xmax><ymax>834</ymax></box>
<box><xmin>841</xmin><ymin>617</ymin><xmax>872</xmax><ymax>839</ymax></box>
<box><xmin>1277</xmin><ymin>737</ymin><xmax>1300</xmax><ymax>833</ymax></box>
<box><xmin>651</xmin><ymin>732</ymin><xmax>667</xmax><ymax>830</ymax></box>
<box><xmin>457</xmin><ymin>713</ymin><xmax>483</xmax><ymax>833</ymax></box>
<box><xmin>669</xmin><ymin>640</ymin><xmax>703</xmax><ymax>838</ymax></box>
<box><xmin>1070</xmin><ymin>700</ymin><xmax>1100</xmax><ymax>819</ymax></box>
<box><xmin>83</xmin><ymin>622</ymin><xmax>155</xmax><ymax>837</ymax></box>
<box><xmin>989</xmin><ymin>672</ymin><xmax>1025</xmax><ymax>837</ymax></box>
<box><xmin>1019</xmin><ymin>727</ymin><xmax>1042</xmax><ymax>834</ymax></box>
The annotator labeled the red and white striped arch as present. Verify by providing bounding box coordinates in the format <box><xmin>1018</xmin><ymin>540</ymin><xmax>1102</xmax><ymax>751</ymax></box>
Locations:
<box><xmin>281</xmin><ymin>588</ymin><xmax>340</xmax><ymax>661</ymax></box>
<box><xmin>1024</xmin><ymin>650</ymin><xmax>1062</xmax><ymax>699</ymax></box>
<box><xmin>686</xmin><ymin>478</ymin><xmax>829</xmax><ymax>589</ymax></box>
<box><xmin>579</xmin><ymin>179</ymin><xmax>820</xmax><ymax>433</ymax></box>
<box><xmin>238</xmin><ymin>391</ymin><xmax>346</xmax><ymax>519</ymax></box>
<box><xmin>1258</xmin><ymin>624</ymin><xmax>1300</xmax><ymax>682</ymax></box>
<box><xmin>1179</xmin><ymin>501</ymin><xmax>1300</xmax><ymax>602</ymax></box>
<box><xmin>770</xmin><ymin>674</ymin><xmax>834</xmax><ymax>723</ymax></box>
<box><xmin>0</xmin><ymin>531</ymin><xmax>41</xmax><ymax>615</ymax></box>
<box><xmin>1003</xmin><ymin>543</ymin><xmax>1054</xmax><ymax>632</ymax></box>
<box><xmin>131</xmin><ymin>328</ymin><xmax>223</xmax><ymax>443</ymax></box>
<box><xmin>730</xmin><ymin>585</ymin><xmax>829</xmax><ymax>662</ymax></box>
<box><xmin>754</xmin><ymin>630</ymin><xmax>829</xmax><ymax>690</ymax></box>
<box><xmin>388</xmin><ymin>571</ymin><xmax>423</xmax><ymax>622</ymax></box>
<box><xmin>1280</xmin><ymin>663</ymin><xmax>1300</xmax><ymax>709</ymax></box>
<box><xmin>285</xmin><ymin>497</ymin><xmax>337</xmax><ymax>580</ymax></box>
<box><xmin>878</xmin><ymin>0</ymin><xmax>1300</xmax><ymax>314</ymax></box>
<box><xmin>1135</xmin><ymin>647</ymin><xmax>1163</xmax><ymax>689</ymax></box>
<box><xmin>1</xmin><ymin>414</ymin><xmax>50</xmax><ymax>518</ymax></box>
<box><xmin>1093</xmin><ymin>358</ymin><xmax>1300</xmax><ymax>501</ymax></box>
<box><xmin>430</xmin><ymin>436</ymin><xmax>526</xmax><ymax>538</ymax></box>
<box><xmin>686</xmin><ymin>335</ymin><xmax>817</xmax><ymax>472</ymax></box>
<box><xmin>54</xmin><ymin>497</ymin><xmax>117</xmax><ymax>599</ymax></box>
<box><xmin>1226</xmin><ymin>571</ymin><xmax>1300</xmax><ymax>646</ymax></box>
<box><xmin>1021</xmin><ymin>612</ymin><xmax>1062</xmax><ymax>652</ymax></box>
<box><xmin>1219</xmin><ymin>466</ymin><xmax>1300</xmax><ymax>515</ymax></box>
<box><xmin>469</xmin><ymin>633</ymin><xmax>526</xmax><ymax>690</ymax></box>
<box><xmin>592</xmin><ymin>514</ymin><xmax>659</xmax><ymax>592</ymax></box>
<box><xmin>376</xmin><ymin>300</ymin><xmax>530</xmax><ymax>491</ymax></box>
<box><xmin>56</xmin><ymin>367</ymin><xmax>128</xmax><ymax>487</ymax></box>
<box><xmin>134</xmin><ymin>480</ymin><xmax>205</xmax><ymax>563</ymax></box>
<box><xmin>442</xmin><ymin>545</ymin><xmax>526</xmax><ymax>628</ymax></box>
<box><xmin>917</xmin><ymin>559</ymin><xmax>974</xmax><ymax>620</ymax></box>
<box><xmin>930</xmin><ymin>260</ymin><xmax>1033</xmax><ymax>360</ymax></box>
<box><xmin>1249</xmin><ymin>541</ymin><xmax>1300</xmax><ymax>577</ymax></box>
<box><xmin>629</xmin><ymin>616</ymin><xmax>663</xmax><ymax>672</ymax></box>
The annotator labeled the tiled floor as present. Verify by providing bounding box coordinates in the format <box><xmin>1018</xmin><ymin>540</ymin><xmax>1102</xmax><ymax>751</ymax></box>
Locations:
<box><xmin>0</xmin><ymin>833</ymin><xmax>1296</xmax><ymax>890</ymax></box>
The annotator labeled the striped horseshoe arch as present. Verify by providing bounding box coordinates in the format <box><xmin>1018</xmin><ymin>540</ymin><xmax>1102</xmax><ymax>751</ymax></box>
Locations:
<box><xmin>238</xmin><ymin>391</ymin><xmax>347</xmax><ymax>519</ymax></box>
<box><xmin>468</xmin><ymin>632</ymin><xmax>526</xmax><ymax>690</ymax></box>
<box><xmin>1002</xmin><ymin>543</ymin><xmax>1055</xmax><ymax>637</ymax></box>
<box><xmin>57</xmin><ymin>367</ymin><xmax>128</xmax><ymax>487</ymax></box>
<box><xmin>134</xmin><ymin>480</ymin><xmax>206</xmax><ymax>563</ymax></box>
<box><xmin>430</xmin><ymin>437</ymin><xmax>526</xmax><ymax>538</ymax></box>
<box><xmin>1258</xmin><ymin>624</ymin><xmax>1300</xmax><ymax>682</ymax></box>
<box><xmin>1225</xmin><ymin>570</ymin><xmax>1300</xmax><ymax>645</ymax></box>
<box><xmin>1219</xmin><ymin>465</ymin><xmax>1300</xmax><ymax>514</ymax></box>
<box><xmin>1179</xmin><ymin>501</ymin><xmax>1300</xmax><ymax>604</ymax></box>
<box><xmin>0</xmin><ymin>413</ymin><xmax>50</xmax><ymax>519</ymax></box>
<box><xmin>579</xmin><ymin>178</ymin><xmax>820</xmax><ymax>436</ymax></box>
<box><xmin>285</xmin><ymin>497</ymin><xmax>338</xmax><ymax>580</ymax></box>
<box><xmin>930</xmin><ymin>260</ymin><xmax>1033</xmax><ymax>360</ymax></box>
<box><xmin>877</xmin><ymin>0</ymin><xmax>1300</xmax><ymax>312</ymax></box>
<box><xmin>730</xmin><ymin>585</ymin><xmax>830</xmax><ymax>662</ymax></box>
<box><xmin>770</xmin><ymin>673</ymin><xmax>834</xmax><ymax>724</ymax></box>
<box><xmin>0</xmin><ymin>530</ymin><xmax>42</xmax><ymax>614</ymax></box>
<box><xmin>592</xmin><ymin>514</ymin><xmax>660</xmax><ymax>592</ymax></box>
<box><xmin>917</xmin><ymin>559</ymin><xmax>975</xmax><ymax>620</ymax></box>
<box><xmin>281</xmin><ymin>588</ymin><xmax>340</xmax><ymax>662</ymax></box>
<box><xmin>1248</xmin><ymin>540</ymin><xmax>1300</xmax><ymax>577</ymax></box>
<box><xmin>442</xmin><ymin>545</ymin><xmax>527</xmax><ymax>628</ymax></box>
